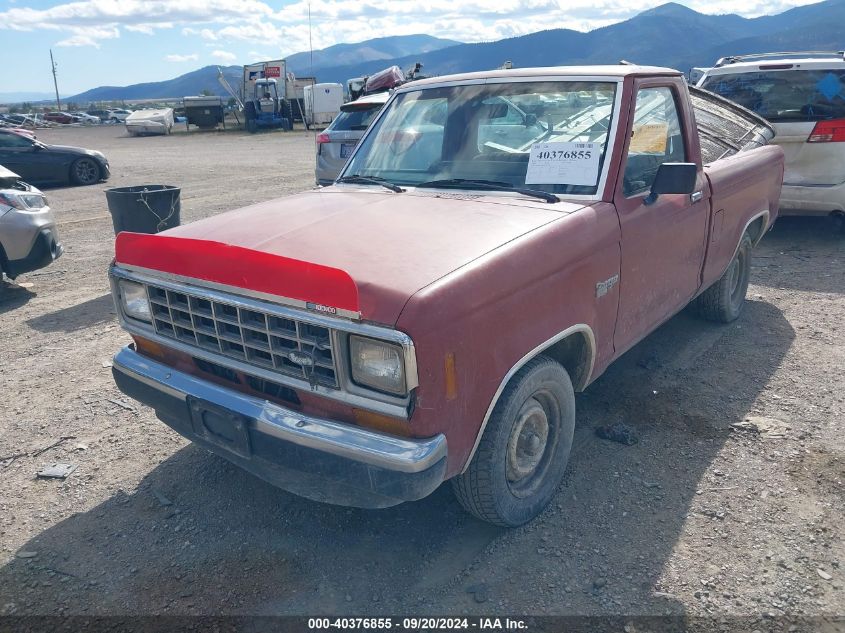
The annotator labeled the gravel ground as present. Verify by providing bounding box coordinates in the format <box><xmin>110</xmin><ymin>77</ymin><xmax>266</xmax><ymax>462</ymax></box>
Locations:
<box><xmin>0</xmin><ymin>125</ymin><xmax>843</xmax><ymax>621</ymax></box>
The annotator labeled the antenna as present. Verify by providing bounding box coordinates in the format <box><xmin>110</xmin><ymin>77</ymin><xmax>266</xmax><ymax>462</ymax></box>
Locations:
<box><xmin>308</xmin><ymin>1</ymin><xmax>315</xmax><ymax>134</ymax></box>
<box><xmin>308</xmin><ymin>2</ymin><xmax>314</xmax><ymax>78</ymax></box>
<box><xmin>50</xmin><ymin>49</ymin><xmax>61</xmax><ymax>112</ymax></box>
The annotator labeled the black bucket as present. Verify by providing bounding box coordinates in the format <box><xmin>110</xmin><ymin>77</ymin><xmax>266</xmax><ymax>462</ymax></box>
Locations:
<box><xmin>105</xmin><ymin>185</ymin><xmax>181</xmax><ymax>235</ymax></box>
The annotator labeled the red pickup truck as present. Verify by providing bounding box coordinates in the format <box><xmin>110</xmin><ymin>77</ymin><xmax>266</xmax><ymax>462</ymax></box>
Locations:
<box><xmin>109</xmin><ymin>65</ymin><xmax>784</xmax><ymax>526</ymax></box>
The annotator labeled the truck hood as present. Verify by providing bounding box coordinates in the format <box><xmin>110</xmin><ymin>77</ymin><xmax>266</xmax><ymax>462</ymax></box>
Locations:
<box><xmin>118</xmin><ymin>188</ymin><xmax>585</xmax><ymax>324</ymax></box>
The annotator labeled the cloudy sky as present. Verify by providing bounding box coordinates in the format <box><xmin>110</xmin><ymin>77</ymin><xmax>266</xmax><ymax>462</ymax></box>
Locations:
<box><xmin>1</xmin><ymin>0</ymin><xmax>821</xmax><ymax>95</ymax></box>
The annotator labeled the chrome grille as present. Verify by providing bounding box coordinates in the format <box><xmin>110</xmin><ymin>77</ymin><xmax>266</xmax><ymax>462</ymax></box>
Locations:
<box><xmin>146</xmin><ymin>283</ymin><xmax>339</xmax><ymax>389</ymax></box>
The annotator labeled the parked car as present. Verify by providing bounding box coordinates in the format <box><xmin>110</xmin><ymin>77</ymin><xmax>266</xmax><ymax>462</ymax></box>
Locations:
<box><xmin>315</xmin><ymin>91</ymin><xmax>390</xmax><ymax>185</ymax></box>
<box><xmin>1</xmin><ymin>114</ymin><xmax>37</xmax><ymax>127</ymax></box>
<box><xmin>0</xmin><ymin>165</ymin><xmax>63</xmax><ymax>282</ymax></box>
<box><xmin>43</xmin><ymin>111</ymin><xmax>75</xmax><ymax>124</ymax></box>
<box><xmin>108</xmin><ymin>65</ymin><xmax>784</xmax><ymax>526</ymax></box>
<box><xmin>87</xmin><ymin>109</ymin><xmax>113</xmax><ymax>122</ymax></box>
<box><xmin>698</xmin><ymin>51</ymin><xmax>845</xmax><ymax>220</ymax></box>
<box><xmin>108</xmin><ymin>109</ymin><xmax>132</xmax><ymax>122</ymax></box>
<box><xmin>71</xmin><ymin>111</ymin><xmax>101</xmax><ymax>124</ymax></box>
<box><xmin>0</xmin><ymin>132</ymin><xmax>109</xmax><ymax>186</ymax></box>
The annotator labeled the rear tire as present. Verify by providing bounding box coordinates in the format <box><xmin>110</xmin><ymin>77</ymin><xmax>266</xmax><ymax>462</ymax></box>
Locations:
<box><xmin>70</xmin><ymin>158</ymin><xmax>101</xmax><ymax>186</ymax></box>
<box><xmin>694</xmin><ymin>233</ymin><xmax>752</xmax><ymax>322</ymax></box>
<box><xmin>452</xmin><ymin>356</ymin><xmax>575</xmax><ymax>527</ymax></box>
<box><xmin>244</xmin><ymin>102</ymin><xmax>258</xmax><ymax>134</ymax></box>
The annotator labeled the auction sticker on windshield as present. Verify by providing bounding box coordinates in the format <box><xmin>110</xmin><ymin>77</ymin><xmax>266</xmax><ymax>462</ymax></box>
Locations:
<box><xmin>525</xmin><ymin>142</ymin><xmax>600</xmax><ymax>186</ymax></box>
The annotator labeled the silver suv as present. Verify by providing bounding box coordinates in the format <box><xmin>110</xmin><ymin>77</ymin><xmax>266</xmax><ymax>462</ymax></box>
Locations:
<box><xmin>315</xmin><ymin>91</ymin><xmax>390</xmax><ymax>185</ymax></box>
<box><xmin>0</xmin><ymin>165</ymin><xmax>63</xmax><ymax>283</ymax></box>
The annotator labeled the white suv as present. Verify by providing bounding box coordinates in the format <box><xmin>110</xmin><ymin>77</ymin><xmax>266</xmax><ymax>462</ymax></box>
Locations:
<box><xmin>698</xmin><ymin>51</ymin><xmax>845</xmax><ymax>220</ymax></box>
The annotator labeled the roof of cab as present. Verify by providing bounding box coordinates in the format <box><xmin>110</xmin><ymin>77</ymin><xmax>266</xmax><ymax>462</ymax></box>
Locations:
<box><xmin>400</xmin><ymin>65</ymin><xmax>682</xmax><ymax>90</ymax></box>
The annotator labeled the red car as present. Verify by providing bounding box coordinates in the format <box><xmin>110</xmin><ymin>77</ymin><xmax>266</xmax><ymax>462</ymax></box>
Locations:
<box><xmin>107</xmin><ymin>65</ymin><xmax>785</xmax><ymax>526</ymax></box>
<box><xmin>43</xmin><ymin>112</ymin><xmax>75</xmax><ymax>124</ymax></box>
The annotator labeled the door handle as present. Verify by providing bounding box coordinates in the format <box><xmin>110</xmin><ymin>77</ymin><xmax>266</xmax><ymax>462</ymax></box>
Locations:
<box><xmin>690</xmin><ymin>191</ymin><xmax>703</xmax><ymax>203</ymax></box>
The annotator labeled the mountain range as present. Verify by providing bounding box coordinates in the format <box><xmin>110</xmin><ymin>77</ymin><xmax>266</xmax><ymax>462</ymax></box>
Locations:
<box><xmin>62</xmin><ymin>0</ymin><xmax>845</xmax><ymax>103</ymax></box>
<box><xmin>0</xmin><ymin>91</ymin><xmax>69</xmax><ymax>103</ymax></box>
<box><xmin>65</xmin><ymin>35</ymin><xmax>459</xmax><ymax>104</ymax></box>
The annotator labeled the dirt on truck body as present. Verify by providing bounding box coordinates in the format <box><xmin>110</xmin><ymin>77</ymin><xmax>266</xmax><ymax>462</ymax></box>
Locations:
<box><xmin>1</xmin><ymin>120</ymin><xmax>843</xmax><ymax>621</ymax></box>
<box><xmin>108</xmin><ymin>65</ymin><xmax>784</xmax><ymax>527</ymax></box>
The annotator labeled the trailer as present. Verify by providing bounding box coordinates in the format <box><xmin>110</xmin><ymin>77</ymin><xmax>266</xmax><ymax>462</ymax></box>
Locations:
<box><xmin>304</xmin><ymin>83</ymin><xmax>343</xmax><ymax>126</ymax></box>
<box><xmin>125</xmin><ymin>108</ymin><xmax>174</xmax><ymax>136</ymax></box>
<box><xmin>183</xmin><ymin>95</ymin><xmax>225</xmax><ymax>130</ymax></box>
<box><xmin>288</xmin><ymin>76</ymin><xmax>316</xmax><ymax>123</ymax></box>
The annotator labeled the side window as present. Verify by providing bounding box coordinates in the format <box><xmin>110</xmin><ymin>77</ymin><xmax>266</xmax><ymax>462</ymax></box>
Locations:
<box><xmin>0</xmin><ymin>134</ymin><xmax>34</xmax><ymax>149</ymax></box>
<box><xmin>623</xmin><ymin>87</ymin><xmax>687</xmax><ymax>196</ymax></box>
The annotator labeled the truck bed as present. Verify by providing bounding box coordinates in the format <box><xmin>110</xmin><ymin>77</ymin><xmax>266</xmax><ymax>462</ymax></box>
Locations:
<box><xmin>701</xmin><ymin>144</ymin><xmax>785</xmax><ymax>289</ymax></box>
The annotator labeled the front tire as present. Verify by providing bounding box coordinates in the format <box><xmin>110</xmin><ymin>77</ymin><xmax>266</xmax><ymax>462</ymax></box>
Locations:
<box><xmin>70</xmin><ymin>158</ymin><xmax>100</xmax><ymax>186</ymax></box>
<box><xmin>694</xmin><ymin>233</ymin><xmax>752</xmax><ymax>323</ymax></box>
<box><xmin>452</xmin><ymin>356</ymin><xmax>575</xmax><ymax>527</ymax></box>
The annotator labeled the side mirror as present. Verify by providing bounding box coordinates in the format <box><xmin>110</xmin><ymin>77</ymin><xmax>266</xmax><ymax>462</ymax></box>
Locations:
<box><xmin>644</xmin><ymin>162</ymin><xmax>697</xmax><ymax>205</ymax></box>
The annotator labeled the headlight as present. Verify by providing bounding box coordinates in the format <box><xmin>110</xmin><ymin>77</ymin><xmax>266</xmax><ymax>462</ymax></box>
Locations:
<box><xmin>119</xmin><ymin>279</ymin><xmax>151</xmax><ymax>322</ymax></box>
<box><xmin>0</xmin><ymin>192</ymin><xmax>46</xmax><ymax>210</ymax></box>
<box><xmin>349</xmin><ymin>335</ymin><xmax>406</xmax><ymax>395</ymax></box>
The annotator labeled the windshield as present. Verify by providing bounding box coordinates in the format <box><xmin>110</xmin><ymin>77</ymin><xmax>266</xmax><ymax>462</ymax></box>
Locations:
<box><xmin>342</xmin><ymin>81</ymin><xmax>618</xmax><ymax>196</ymax></box>
<box><xmin>700</xmin><ymin>69</ymin><xmax>845</xmax><ymax>122</ymax></box>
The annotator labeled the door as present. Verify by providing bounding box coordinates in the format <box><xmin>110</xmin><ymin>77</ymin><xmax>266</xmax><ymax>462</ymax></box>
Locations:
<box><xmin>0</xmin><ymin>133</ymin><xmax>41</xmax><ymax>181</ymax></box>
<box><xmin>613</xmin><ymin>82</ymin><xmax>709</xmax><ymax>354</ymax></box>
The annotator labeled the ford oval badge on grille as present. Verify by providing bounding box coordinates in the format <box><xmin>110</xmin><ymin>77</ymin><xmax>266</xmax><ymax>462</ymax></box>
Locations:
<box><xmin>287</xmin><ymin>350</ymin><xmax>315</xmax><ymax>367</ymax></box>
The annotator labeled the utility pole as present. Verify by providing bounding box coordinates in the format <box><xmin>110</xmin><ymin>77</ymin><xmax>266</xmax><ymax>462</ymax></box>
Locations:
<box><xmin>50</xmin><ymin>49</ymin><xmax>61</xmax><ymax>111</ymax></box>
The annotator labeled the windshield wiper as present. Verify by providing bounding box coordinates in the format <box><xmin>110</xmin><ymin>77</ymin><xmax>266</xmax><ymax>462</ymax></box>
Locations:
<box><xmin>336</xmin><ymin>175</ymin><xmax>404</xmax><ymax>193</ymax></box>
<box><xmin>416</xmin><ymin>178</ymin><xmax>560</xmax><ymax>203</ymax></box>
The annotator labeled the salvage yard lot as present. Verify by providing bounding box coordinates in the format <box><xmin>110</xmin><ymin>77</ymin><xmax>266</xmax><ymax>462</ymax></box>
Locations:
<box><xmin>1</xmin><ymin>125</ymin><xmax>843</xmax><ymax>618</ymax></box>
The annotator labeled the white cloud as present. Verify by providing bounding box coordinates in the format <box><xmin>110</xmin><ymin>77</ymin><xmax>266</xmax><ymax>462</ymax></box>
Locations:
<box><xmin>0</xmin><ymin>0</ymin><xmax>274</xmax><ymax>31</ymax></box>
<box><xmin>126</xmin><ymin>22</ymin><xmax>173</xmax><ymax>34</ymax></box>
<box><xmin>211</xmin><ymin>49</ymin><xmax>237</xmax><ymax>62</ymax></box>
<box><xmin>0</xmin><ymin>0</ymin><xmax>828</xmax><ymax>56</ymax></box>
<box><xmin>55</xmin><ymin>25</ymin><xmax>119</xmax><ymax>48</ymax></box>
<box><xmin>165</xmin><ymin>53</ymin><xmax>199</xmax><ymax>62</ymax></box>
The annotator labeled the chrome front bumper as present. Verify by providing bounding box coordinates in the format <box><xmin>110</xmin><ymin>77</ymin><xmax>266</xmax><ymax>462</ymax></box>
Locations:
<box><xmin>112</xmin><ymin>345</ymin><xmax>447</xmax><ymax>507</ymax></box>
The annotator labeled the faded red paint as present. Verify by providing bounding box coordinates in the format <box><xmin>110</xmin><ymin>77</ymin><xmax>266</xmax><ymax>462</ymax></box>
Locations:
<box><xmin>112</xmin><ymin>68</ymin><xmax>786</xmax><ymax>481</ymax></box>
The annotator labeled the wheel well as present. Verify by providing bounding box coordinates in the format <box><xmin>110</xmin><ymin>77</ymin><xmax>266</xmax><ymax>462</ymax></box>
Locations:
<box><xmin>539</xmin><ymin>331</ymin><xmax>593</xmax><ymax>391</ymax></box>
<box><xmin>747</xmin><ymin>215</ymin><xmax>767</xmax><ymax>245</ymax></box>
